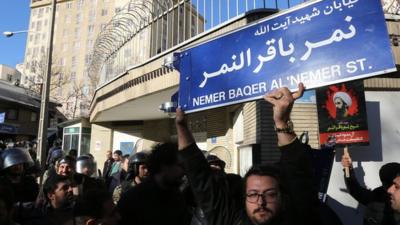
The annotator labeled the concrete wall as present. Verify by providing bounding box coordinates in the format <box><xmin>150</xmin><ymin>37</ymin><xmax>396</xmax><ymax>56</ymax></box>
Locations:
<box><xmin>90</xmin><ymin>124</ymin><xmax>113</xmax><ymax>172</ymax></box>
<box><xmin>112</xmin><ymin>130</ymin><xmax>141</xmax><ymax>155</ymax></box>
<box><xmin>327</xmin><ymin>91</ymin><xmax>400</xmax><ymax>225</ymax></box>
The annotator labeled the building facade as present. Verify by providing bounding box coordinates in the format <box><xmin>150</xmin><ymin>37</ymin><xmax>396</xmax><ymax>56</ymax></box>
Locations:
<box><xmin>23</xmin><ymin>0</ymin><xmax>126</xmax><ymax>119</ymax></box>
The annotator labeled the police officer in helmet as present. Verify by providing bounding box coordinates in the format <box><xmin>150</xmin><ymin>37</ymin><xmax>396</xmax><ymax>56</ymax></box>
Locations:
<box><xmin>127</xmin><ymin>152</ymin><xmax>149</xmax><ymax>184</ymax></box>
<box><xmin>74</xmin><ymin>155</ymin><xmax>105</xmax><ymax>196</ymax></box>
<box><xmin>76</xmin><ymin>155</ymin><xmax>97</xmax><ymax>177</ymax></box>
<box><xmin>112</xmin><ymin>152</ymin><xmax>149</xmax><ymax>203</ymax></box>
<box><xmin>0</xmin><ymin>147</ymin><xmax>39</xmax><ymax>203</ymax></box>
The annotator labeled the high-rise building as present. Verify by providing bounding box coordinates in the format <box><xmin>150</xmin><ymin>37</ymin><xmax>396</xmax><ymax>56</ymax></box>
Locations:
<box><xmin>23</xmin><ymin>0</ymin><xmax>126</xmax><ymax>119</ymax></box>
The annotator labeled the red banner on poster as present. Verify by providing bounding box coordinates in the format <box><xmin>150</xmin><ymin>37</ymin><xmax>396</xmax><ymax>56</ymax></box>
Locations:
<box><xmin>316</xmin><ymin>81</ymin><xmax>369</xmax><ymax>146</ymax></box>
<box><xmin>319</xmin><ymin>131</ymin><xmax>369</xmax><ymax>145</ymax></box>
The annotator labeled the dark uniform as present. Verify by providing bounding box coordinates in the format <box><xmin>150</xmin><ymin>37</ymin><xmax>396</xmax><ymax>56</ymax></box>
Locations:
<box><xmin>118</xmin><ymin>177</ymin><xmax>192</xmax><ymax>225</ymax></box>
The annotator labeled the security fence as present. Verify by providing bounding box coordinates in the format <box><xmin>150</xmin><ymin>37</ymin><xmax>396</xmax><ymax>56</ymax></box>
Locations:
<box><xmin>88</xmin><ymin>0</ymin><xmax>306</xmax><ymax>86</ymax></box>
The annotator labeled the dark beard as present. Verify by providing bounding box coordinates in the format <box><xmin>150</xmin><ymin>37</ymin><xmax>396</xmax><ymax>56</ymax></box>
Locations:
<box><xmin>59</xmin><ymin>194</ymin><xmax>75</xmax><ymax>209</ymax></box>
<box><xmin>336</xmin><ymin>107</ymin><xmax>347</xmax><ymax>120</ymax></box>
<box><xmin>254</xmin><ymin>212</ymin><xmax>283</xmax><ymax>225</ymax></box>
<box><xmin>248</xmin><ymin>206</ymin><xmax>283</xmax><ymax>225</ymax></box>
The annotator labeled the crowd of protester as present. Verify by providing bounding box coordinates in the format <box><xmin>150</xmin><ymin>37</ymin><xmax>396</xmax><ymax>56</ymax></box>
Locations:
<box><xmin>0</xmin><ymin>83</ymin><xmax>399</xmax><ymax>225</ymax></box>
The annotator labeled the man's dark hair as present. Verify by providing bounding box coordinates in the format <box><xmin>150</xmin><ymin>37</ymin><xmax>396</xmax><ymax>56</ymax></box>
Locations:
<box><xmin>49</xmin><ymin>149</ymin><xmax>63</xmax><ymax>165</ymax></box>
<box><xmin>74</xmin><ymin>189</ymin><xmax>112</xmax><ymax>219</ymax></box>
<box><xmin>54</xmin><ymin>139</ymin><xmax>62</xmax><ymax>147</ymax></box>
<box><xmin>380</xmin><ymin>162</ymin><xmax>400</xmax><ymax>188</ymax></box>
<box><xmin>68</xmin><ymin>149</ymin><xmax>77</xmax><ymax>157</ymax></box>
<box><xmin>243</xmin><ymin>164</ymin><xmax>287</xmax><ymax>202</ymax></box>
<box><xmin>244</xmin><ymin>164</ymin><xmax>281</xmax><ymax>186</ymax></box>
<box><xmin>113</xmin><ymin>150</ymin><xmax>122</xmax><ymax>156</ymax></box>
<box><xmin>43</xmin><ymin>175</ymin><xmax>71</xmax><ymax>201</ymax></box>
<box><xmin>147</xmin><ymin>142</ymin><xmax>179</xmax><ymax>175</ymax></box>
<box><xmin>122</xmin><ymin>154</ymin><xmax>130</xmax><ymax>161</ymax></box>
<box><xmin>58</xmin><ymin>155</ymin><xmax>76</xmax><ymax>167</ymax></box>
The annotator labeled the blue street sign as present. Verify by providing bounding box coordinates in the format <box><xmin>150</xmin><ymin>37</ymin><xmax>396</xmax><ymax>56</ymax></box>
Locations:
<box><xmin>176</xmin><ymin>0</ymin><xmax>396</xmax><ymax>113</ymax></box>
<box><xmin>0</xmin><ymin>124</ymin><xmax>16</xmax><ymax>134</ymax></box>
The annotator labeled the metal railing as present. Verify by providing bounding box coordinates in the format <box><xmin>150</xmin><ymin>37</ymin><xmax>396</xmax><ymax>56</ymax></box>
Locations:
<box><xmin>88</xmin><ymin>0</ymin><xmax>306</xmax><ymax>87</ymax></box>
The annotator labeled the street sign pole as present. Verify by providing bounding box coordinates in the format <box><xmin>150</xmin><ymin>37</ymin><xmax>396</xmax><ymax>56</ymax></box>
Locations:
<box><xmin>37</xmin><ymin>0</ymin><xmax>57</xmax><ymax>185</ymax></box>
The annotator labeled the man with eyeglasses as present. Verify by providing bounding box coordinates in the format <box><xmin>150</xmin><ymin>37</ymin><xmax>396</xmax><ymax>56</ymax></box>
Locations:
<box><xmin>176</xmin><ymin>83</ymin><xmax>320</xmax><ymax>225</ymax></box>
<box><xmin>243</xmin><ymin>165</ymin><xmax>283</xmax><ymax>225</ymax></box>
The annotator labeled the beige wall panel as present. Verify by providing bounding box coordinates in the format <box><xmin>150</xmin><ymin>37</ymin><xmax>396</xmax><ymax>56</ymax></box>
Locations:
<box><xmin>251</xmin><ymin>101</ymin><xmax>320</xmax><ymax>164</ymax></box>
<box><xmin>206</xmin><ymin>108</ymin><xmax>229</xmax><ymax>149</ymax></box>
<box><xmin>364</xmin><ymin>76</ymin><xmax>400</xmax><ymax>89</ymax></box>
<box><xmin>205</xmin><ymin>108</ymin><xmax>237</xmax><ymax>173</ymax></box>
<box><xmin>291</xmin><ymin>104</ymin><xmax>320</xmax><ymax>149</ymax></box>
<box><xmin>142</xmin><ymin>119</ymin><xmax>172</xmax><ymax>142</ymax></box>
<box><xmin>392</xmin><ymin>46</ymin><xmax>400</xmax><ymax>63</ymax></box>
<box><xmin>243</xmin><ymin>102</ymin><xmax>258</xmax><ymax>145</ymax></box>
<box><xmin>89</xmin><ymin>124</ymin><xmax>113</xmax><ymax>172</ymax></box>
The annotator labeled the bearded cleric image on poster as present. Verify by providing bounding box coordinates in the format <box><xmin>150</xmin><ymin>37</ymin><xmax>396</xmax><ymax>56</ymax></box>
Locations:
<box><xmin>316</xmin><ymin>81</ymin><xmax>369</xmax><ymax>146</ymax></box>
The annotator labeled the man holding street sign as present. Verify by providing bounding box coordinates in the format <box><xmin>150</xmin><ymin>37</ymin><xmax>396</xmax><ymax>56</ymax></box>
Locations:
<box><xmin>176</xmin><ymin>83</ymin><xmax>321</xmax><ymax>225</ymax></box>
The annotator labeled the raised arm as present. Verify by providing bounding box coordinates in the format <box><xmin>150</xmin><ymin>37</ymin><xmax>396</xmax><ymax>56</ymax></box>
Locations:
<box><xmin>176</xmin><ymin>108</ymin><xmax>195</xmax><ymax>151</ymax></box>
<box><xmin>265</xmin><ymin>83</ymin><xmax>320</xmax><ymax>224</ymax></box>
<box><xmin>176</xmin><ymin>108</ymin><xmax>241</xmax><ymax>225</ymax></box>
<box><xmin>263</xmin><ymin>83</ymin><xmax>304</xmax><ymax>145</ymax></box>
<box><xmin>341</xmin><ymin>152</ymin><xmax>374</xmax><ymax>205</ymax></box>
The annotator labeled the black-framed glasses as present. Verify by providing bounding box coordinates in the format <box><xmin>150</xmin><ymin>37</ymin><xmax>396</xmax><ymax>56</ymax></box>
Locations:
<box><xmin>246</xmin><ymin>190</ymin><xmax>280</xmax><ymax>203</ymax></box>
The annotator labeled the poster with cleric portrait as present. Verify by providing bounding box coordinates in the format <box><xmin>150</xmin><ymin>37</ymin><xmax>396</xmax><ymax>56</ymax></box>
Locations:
<box><xmin>316</xmin><ymin>81</ymin><xmax>369</xmax><ymax>146</ymax></box>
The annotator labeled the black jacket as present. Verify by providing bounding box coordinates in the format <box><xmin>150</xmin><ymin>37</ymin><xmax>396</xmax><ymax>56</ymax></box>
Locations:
<box><xmin>179</xmin><ymin>139</ymin><xmax>319</xmax><ymax>225</ymax></box>
<box><xmin>72</xmin><ymin>173</ymin><xmax>106</xmax><ymax>195</ymax></box>
<box><xmin>0</xmin><ymin>175</ymin><xmax>39</xmax><ymax>203</ymax></box>
<box><xmin>15</xmin><ymin>202</ymin><xmax>73</xmax><ymax>225</ymax></box>
<box><xmin>344</xmin><ymin>168</ymin><xmax>398</xmax><ymax>225</ymax></box>
<box><xmin>118</xmin><ymin>177</ymin><xmax>192</xmax><ymax>225</ymax></box>
<box><xmin>103</xmin><ymin>158</ymin><xmax>114</xmax><ymax>179</ymax></box>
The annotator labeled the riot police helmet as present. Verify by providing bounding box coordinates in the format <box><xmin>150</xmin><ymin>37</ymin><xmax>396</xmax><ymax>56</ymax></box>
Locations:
<box><xmin>128</xmin><ymin>152</ymin><xmax>148</xmax><ymax>175</ymax></box>
<box><xmin>1</xmin><ymin>147</ymin><xmax>34</xmax><ymax>170</ymax></box>
<box><xmin>49</xmin><ymin>148</ymin><xmax>64</xmax><ymax>165</ymax></box>
<box><xmin>75</xmin><ymin>155</ymin><xmax>97</xmax><ymax>176</ymax></box>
